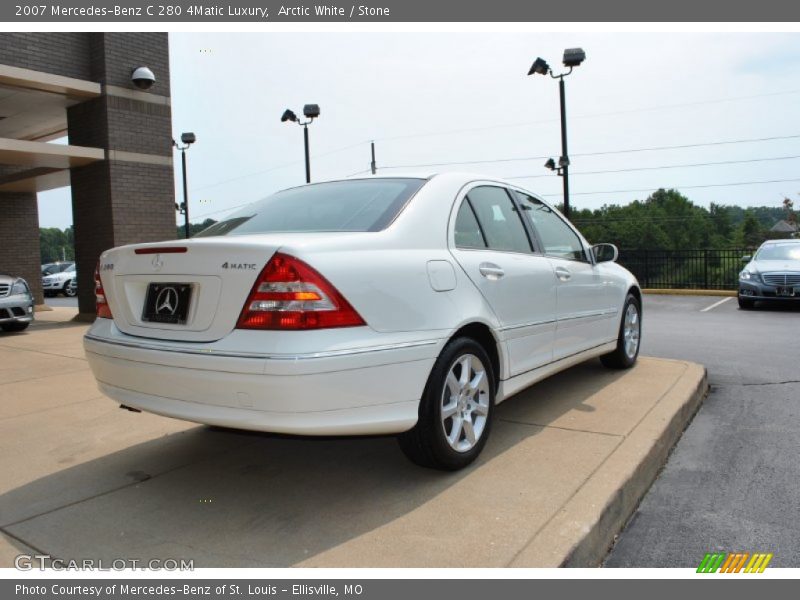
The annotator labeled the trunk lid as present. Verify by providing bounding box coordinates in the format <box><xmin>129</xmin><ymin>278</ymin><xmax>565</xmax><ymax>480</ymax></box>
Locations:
<box><xmin>100</xmin><ymin>236</ymin><xmax>282</xmax><ymax>342</ymax></box>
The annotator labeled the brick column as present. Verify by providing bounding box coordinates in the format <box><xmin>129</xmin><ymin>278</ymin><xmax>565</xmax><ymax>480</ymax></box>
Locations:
<box><xmin>0</xmin><ymin>192</ymin><xmax>43</xmax><ymax>304</ymax></box>
<box><xmin>67</xmin><ymin>33</ymin><xmax>175</xmax><ymax>319</ymax></box>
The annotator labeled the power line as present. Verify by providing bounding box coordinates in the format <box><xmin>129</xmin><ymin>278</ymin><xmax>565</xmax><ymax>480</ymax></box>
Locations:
<box><xmin>189</xmin><ymin>140</ymin><xmax>369</xmax><ymax>193</ymax></box>
<box><xmin>506</xmin><ymin>154</ymin><xmax>800</xmax><ymax>180</ymax></box>
<box><xmin>373</xmin><ymin>89</ymin><xmax>800</xmax><ymax>144</ymax></box>
<box><xmin>191</xmin><ymin>176</ymin><xmax>800</xmax><ymax>223</ymax></box>
<box><xmin>184</xmin><ymin>88</ymin><xmax>800</xmax><ymax>194</ymax></box>
<box><xmin>539</xmin><ymin>177</ymin><xmax>800</xmax><ymax>198</ymax></box>
<box><xmin>377</xmin><ymin>134</ymin><xmax>800</xmax><ymax>171</ymax></box>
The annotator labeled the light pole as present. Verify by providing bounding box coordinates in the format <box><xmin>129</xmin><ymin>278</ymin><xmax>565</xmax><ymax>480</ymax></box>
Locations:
<box><xmin>528</xmin><ymin>48</ymin><xmax>586</xmax><ymax>220</ymax></box>
<box><xmin>174</xmin><ymin>132</ymin><xmax>196</xmax><ymax>239</ymax></box>
<box><xmin>281</xmin><ymin>104</ymin><xmax>320</xmax><ymax>184</ymax></box>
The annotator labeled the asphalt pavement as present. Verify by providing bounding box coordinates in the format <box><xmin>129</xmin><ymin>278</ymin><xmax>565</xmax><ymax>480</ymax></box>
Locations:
<box><xmin>44</xmin><ymin>296</ymin><xmax>78</xmax><ymax>308</ymax></box>
<box><xmin>605</xmin><ymin>295</ymin><xmax>800</xmax><ymax>567</ymax></box>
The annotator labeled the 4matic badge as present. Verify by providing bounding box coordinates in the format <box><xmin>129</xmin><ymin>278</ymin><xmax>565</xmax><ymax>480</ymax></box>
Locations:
<box><xmin>221</xmin><ymin>262</ymin><xmax>257</xmax><ymax>270</ymax></box>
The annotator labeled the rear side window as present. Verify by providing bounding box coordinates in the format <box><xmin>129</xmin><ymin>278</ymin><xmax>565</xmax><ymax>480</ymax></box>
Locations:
<box><xmin>454</xmin><ymin>200</ymin><xmax>487</xmax><ymax>249</ymax></box>
<box><xmin>514</xmin><ymin>191</ymin><xmax>588</xmax><ymax>262</ymax></box>
<box><xmin>196</xmin><ymin>178</ymin><xmax>426</xmax><ymax>236</ymax></box>
<box><xmin>464</xmin><ymin>186</ymin><xmax>532</xmax><ymax>253</ymax></box>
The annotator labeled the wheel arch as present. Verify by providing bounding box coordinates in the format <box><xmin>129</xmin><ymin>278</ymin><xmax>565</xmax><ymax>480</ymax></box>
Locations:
<box><xmin>628</xmin><ymin>285</ymin><xmax>642</xmax><ymax>315</ymax></box>
<box><xmin>446</xmin><ymin>321</ymin><xmax>503</xmax><ymax>392</ymax></box>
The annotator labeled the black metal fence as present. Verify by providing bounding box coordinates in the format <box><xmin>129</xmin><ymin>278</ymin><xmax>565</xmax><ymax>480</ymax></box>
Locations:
<box><xmin>618</xmin><ymin>249</ymin><xmax>750</xmax><ymax>290</ymax></box>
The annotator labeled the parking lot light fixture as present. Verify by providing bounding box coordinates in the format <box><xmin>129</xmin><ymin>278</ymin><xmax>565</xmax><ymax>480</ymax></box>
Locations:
<box><xmin>527</xmin><ymin>48</ymin><xmax>586</xmax><ymax>219</ymax></box>
<box><xmin>174</xmin><ymin>132</ymin><xmax>196</xmax><ymax>239</ymax></box>
<box><xmin>282</xmin><ymin>105</ymin><xmax>320</xmax><ymax>183</ymax></box>
<box><xmin>528</xmin><ymin>57</ymin><xmax>550</xmax><ymax>76</ymax></box>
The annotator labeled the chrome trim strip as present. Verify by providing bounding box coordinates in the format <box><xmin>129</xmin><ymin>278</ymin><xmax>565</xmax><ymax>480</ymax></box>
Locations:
<box><xmin>499</xmin><ymin>308</ymin><xmax>616</xmax><ymax>331</ymax></box>
<box><xmin>559</xmin><ymin>308</ymin><xmax>617</xmax><ymax>321</ymax></box>
<box><xmin>500</xmin><ymin>318</ymin><xmax>556</xmax><ymax>331</ymax></box>
<box><xmin>84</xmin><ymin>334</ymin><xmax>439</xmax><ymax>361</ymax></box>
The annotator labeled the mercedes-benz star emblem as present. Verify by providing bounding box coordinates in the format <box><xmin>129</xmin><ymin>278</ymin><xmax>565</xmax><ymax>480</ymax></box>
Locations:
<box><xmin>155</xmin><ymin>287</ymin><xmax>179</xmax><ymax>315</ymax></box>
<box><xmin>151</xmin><ymin>254</ymin><xmax>164</xmax><ymax>270</ymax></box>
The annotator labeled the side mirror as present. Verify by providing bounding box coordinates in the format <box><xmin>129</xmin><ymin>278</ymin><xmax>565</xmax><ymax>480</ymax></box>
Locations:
<box><xmin>592</xmin><ymin>243</ymin><xmax>619</xmax><ymax>263</ymax></box>
<box><xmin>741</xmin><ymin>255</ymin><xmax>752</xmax><ymax>263</ymax></box>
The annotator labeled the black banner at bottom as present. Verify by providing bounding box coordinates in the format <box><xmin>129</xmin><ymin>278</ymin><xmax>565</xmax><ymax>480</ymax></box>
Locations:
<box><xmin>3</xmin><ymin>579</ymin><xmax>796</xmax><ymax>600</ymax></box>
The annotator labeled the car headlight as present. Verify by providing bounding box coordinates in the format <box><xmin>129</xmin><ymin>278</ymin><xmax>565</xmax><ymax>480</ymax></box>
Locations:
<box><xmin>739</xmin><ymin>270</ymin><xmax>760</xmax><ymax>282</ymax></box>
<box><xmin>11</xmin><ymin>280</ymin><xmax>29</xmax><ymax>295</ymax></box>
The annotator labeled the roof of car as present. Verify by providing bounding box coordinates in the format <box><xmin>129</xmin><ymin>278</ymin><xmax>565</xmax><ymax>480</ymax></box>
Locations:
<box><xmin>762</xmin><ymin>238</ymin><xmax>800</xmax><ymax>245</ymax></box>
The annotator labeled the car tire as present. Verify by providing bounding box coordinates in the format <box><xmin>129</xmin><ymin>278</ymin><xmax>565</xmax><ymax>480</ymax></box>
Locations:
<box><xmin>737</xmin><ymin>295</ymin><xmax>755</xmax><ymax>310</ymax></box>
<box><xmin>601</xmin><ymin>293</ymin><xmax>641</xmax><ymax>370</ymax></box>
<box><xmin>64</xmin><ymin>281</ymin><xmax>77</xmax><ymax>297</ymax></box>
<box><xmin>1</xmin><ymin>322</ymin><xmax>29</xmax><ymax>333</ymax></box>
<box><xmin>398</xmin><ymin>337</ymin><xmax>495</xmax><ymax>471</ymax></box>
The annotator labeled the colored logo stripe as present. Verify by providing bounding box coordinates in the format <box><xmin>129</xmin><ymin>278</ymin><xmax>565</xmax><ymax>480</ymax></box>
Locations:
<box><xmin>745</xmin><ymin>553</ymin><xmax>773</xmax><ymax>573</ymax></box>
<box><xmin>697</xmin><ymin>552</ymin><xmax>773</xmax><ymax>573</ymax></box>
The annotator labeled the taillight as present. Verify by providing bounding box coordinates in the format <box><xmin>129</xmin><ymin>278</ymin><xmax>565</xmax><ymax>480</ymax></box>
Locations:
<box><xmin>95</xmin><ymin>262</ymin><xmax>112</xmax><ymax>319</ymax></box>
<box><xmin>237</xmin><ymin>253</ymin><xmax>365</xmax><ymax>330</ymax></box>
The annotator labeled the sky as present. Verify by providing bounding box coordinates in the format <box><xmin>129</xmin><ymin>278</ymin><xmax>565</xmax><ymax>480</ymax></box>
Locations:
<box><xmin>36</xmin><ymin>32</ymin><xmax>800</xmax><ymax>230</ymax></box>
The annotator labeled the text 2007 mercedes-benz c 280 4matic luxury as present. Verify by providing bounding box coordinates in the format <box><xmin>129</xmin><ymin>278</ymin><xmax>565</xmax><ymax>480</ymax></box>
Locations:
<box><xmin>84</xmin><ymin>173</ymin><xmax>642</xmax><ymax>470</ymax></box>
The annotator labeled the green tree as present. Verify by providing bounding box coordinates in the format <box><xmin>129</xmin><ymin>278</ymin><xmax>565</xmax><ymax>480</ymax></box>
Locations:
<box><xmin>39</xmin><ymin>227</ymin><xmax>74</xmax><ymax>263</ymax></box>
<box><xmin>736</xmin><ymin>211</ymin><xmax>764</xmax><ymax>248</ymax></box>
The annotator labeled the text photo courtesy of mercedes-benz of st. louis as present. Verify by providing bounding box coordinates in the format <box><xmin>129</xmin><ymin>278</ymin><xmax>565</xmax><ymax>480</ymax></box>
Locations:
<box><xmin>84</xmin><ymin>173</ymin><xmax>641</xmax><ymax>470</ymax></box>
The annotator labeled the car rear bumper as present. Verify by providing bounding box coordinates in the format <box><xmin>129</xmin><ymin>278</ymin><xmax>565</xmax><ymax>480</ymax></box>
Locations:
<box><xmin>84</xmin><ymin>323</ymin><xmax>441</xmax><ymax>436</ymax></box>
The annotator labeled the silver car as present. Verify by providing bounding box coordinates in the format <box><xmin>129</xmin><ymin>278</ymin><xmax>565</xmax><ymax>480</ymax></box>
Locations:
<box><xmin>738</xmin><ymin>239</ymin><xmax>800</xmax><ymax>309</ymax></box>
<box><xmin>0</xmin><ymin>274</ymin><xmax>34</xmax><ymax>332</ymax></box>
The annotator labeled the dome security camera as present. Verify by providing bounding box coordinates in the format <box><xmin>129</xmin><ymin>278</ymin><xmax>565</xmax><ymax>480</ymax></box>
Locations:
<box><xmin>131</xmin><ymin>66</ymin><xmax>156</xmax><ymax>90</ymax></box>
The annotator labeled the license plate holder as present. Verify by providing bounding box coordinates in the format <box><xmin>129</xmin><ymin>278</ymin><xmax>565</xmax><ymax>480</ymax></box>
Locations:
<box><xmin>142</xmin><ymin>283</ymin><xmax>193</xmax><ymax>324</ymax></box>
<box><xmin>776</xmin><ymin>286</ymin><xmax>795</xmax><ymax>297</ymax></box>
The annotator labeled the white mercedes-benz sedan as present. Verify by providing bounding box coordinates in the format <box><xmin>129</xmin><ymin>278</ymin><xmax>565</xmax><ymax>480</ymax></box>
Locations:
<box><xmin>84</xmin><ymin>173</ymin><xmax>641</xmax><ymax>470</ymax></box>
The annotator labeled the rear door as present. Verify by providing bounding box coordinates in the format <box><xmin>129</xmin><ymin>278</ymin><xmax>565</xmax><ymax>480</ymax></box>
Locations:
<box><xmin>512</xmin><ymin>191</ymin><xmax>614</xmax><ymax>359</ymax></box>
<box><xmin>450</xmin><ymin>184</ymin><xmax>557</xmax><ymax>377</ymax></box>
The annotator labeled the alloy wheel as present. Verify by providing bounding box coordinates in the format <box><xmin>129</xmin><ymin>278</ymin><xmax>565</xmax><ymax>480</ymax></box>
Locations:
<box><xmin>440</xmin><ymin>353</ymin><xmax>491</xmax><ymax>453</ymax></box>
<box><xmin>623</xmin><ymin>303</ymin><xmax>640</xmax><ymax>359</ymax></box>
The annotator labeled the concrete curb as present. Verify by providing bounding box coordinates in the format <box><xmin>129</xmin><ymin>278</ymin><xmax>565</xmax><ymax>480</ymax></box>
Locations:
<box><xmin>510</xmin><ymin>360</ymin><xmax>708</xmax><ymax>567</ymax></box>
<box><xmin>643</xmin><ymin>289</ymin><xmax>736</xmax><ymax>297</ymax></box>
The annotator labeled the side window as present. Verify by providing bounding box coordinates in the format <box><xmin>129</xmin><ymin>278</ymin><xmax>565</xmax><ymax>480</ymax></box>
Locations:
<box><xmin>454</xmin><ymin>200</ymin><xmax>487</xmax><ymax>249</ymax></box>
<box><xmin>514</xmin><ymin>191</ymin><xmax>588</xmax><ymax>262</ymax></box>
<box><xmin>465</xmin><ymin>186</ymin><xmax>532</xmax><ymax>253</ymax></box>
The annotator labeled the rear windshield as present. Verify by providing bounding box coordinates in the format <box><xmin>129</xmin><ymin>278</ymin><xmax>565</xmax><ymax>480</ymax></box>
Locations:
<box><xmin>195</xmin><ymin>178</ymin><xmax>426</xmax><ymax>237</ymax></box>
<box><xmin>756</xmin><ymin>244</ymin><xmax>800</xmax><ymax>261</ymax></box>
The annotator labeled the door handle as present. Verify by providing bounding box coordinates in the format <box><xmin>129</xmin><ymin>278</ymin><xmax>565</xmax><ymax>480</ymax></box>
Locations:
<box><xmin>479</xmin><ymin>263</ymin><xmax>505</xmax><ymax>280</ymax></box>
<box><xmin>555</xmin><ymin>266</ymin><xmax>572</xmax><ymax>281</ymax></box>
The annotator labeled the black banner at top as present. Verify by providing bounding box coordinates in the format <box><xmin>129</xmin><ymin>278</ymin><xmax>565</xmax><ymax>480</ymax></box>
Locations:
<box><xmin>2</xmin><ymin>0</ymin><xmax>800</xmax><ymax>22</ymax></box>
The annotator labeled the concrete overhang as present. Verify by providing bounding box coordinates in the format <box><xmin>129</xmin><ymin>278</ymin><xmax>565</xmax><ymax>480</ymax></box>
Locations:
<box><xmin>0</xmin><ymin>64</ymin><xmax>102</xmax><ymax>142</ymax></box>
<box><xmin>0</xmin><ymin>64</ymin><xmax>101</xmax><ymax>99</ymax></box>
<box><xmin>0</xmin><ymin>137</ymin><xmax>103</xmax><ymax>193</ymax></box>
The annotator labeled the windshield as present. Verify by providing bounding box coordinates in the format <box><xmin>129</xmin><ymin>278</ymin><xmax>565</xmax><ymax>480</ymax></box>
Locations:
<box><xmin>195</xmin><ymin>178</ymin><xmax>426</xmax><ymax>237</ymax></box>
<box><xmin>756</xmin><ymin>244</ymin><xmax>800</xmax><ymax>261</ymax></box>
<box><xmin>42</xmin><ymin>263</ymin><xmax>71</xmax><ymax>275</ymax></box>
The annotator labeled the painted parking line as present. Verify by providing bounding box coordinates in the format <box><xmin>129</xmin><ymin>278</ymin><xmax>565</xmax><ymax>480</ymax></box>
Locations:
<box><xmin>700</xmin><ymin>297</ymin><xmax>732</xmax><ymax>312</ymax></box>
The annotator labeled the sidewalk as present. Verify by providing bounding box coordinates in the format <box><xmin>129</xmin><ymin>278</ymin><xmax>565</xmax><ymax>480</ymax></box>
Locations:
<box><xmin>0</xmin><ymin>314</ymin><xmax>706</xmax><ymax>567</ymax></box>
